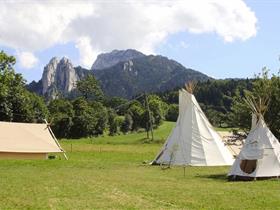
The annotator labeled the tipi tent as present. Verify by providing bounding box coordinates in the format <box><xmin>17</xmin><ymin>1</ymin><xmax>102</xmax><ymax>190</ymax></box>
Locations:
<box><xmin>151</xmin><ymin>86</ymin><xmax>233</xmax><ymax>166</ymax></box>
<box><xmin>0</xmin><ymin>121</ymin><xmax>66</xmax><ymax>159</ymax></box>
<box><xmin>229</xmin><ymin>110</ymin><xmax>280</xmax><ymax>181</ymax></box>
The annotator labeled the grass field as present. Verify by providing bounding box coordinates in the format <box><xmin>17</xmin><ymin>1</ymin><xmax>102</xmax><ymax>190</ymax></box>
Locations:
<box><xmin>0</xmin><ymin>121</ymin><xmax>279</xmax><ymax>209</ymax></box>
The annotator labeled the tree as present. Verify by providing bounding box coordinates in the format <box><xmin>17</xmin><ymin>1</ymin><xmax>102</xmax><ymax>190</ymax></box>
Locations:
<box><xmin>70</xmin><ymin>98</ymin><xmax>108</xmax><ymax>138</ymax></box>
<box><xmin>165</xmin><ymin>104</ymin><xmax>178</xmax><ymax>122</ymax></box>
<box><xmin>107</xmin><ymin>108</ymin><xmax>118</xmax><ymax>136</ymax></box>
<box><xmin>0</xmin><ymin>51</ymin><xmax>48</xmax><ymax>122</ymax></box>
<box><xmin>0</xmin><ymin>50</ymin><xmax>16</xmax><ymax>70</ymax></box>
<box><xmin>71</xmin><ymin>98</ymin><xmax>97</xmax><ymax>138</ymax></box>
<box><xmin>127</xmin><ymin>101</ymin><xmax>145</xmax><ymax>131</ymax></box>
<box><xmin>76</xmin><ymin>75</ymin><xmax>103</xmax><ymax>101</ymax></box>
<box><xmin>231</xmin><ymin>69</ymin><xmax>280</xmax><ymax>138</ymax></box>
<box><xmin>90</xmin><ymin>101</ymin><xmax>108</xmax><ymax>135</ymax></box>
<box><xmin>141</xmin><ymin>109</ymin><xmax>155</xmax><ymax>137</ymax></box>
<box><xmin>147</xmin><ymin>95</ymin><xmax>168</xmax><ymax>128</ymax></box>
<box><xmin>121</xmin><ymin>114</ymin><xmax>133</xmax><ymax>134</ymax></box>
<box><xmin>48</xmin><ymin>99</ymin><xmax>74</xmax><ymax>138</ymax></box>
<box><xmin>267</xmin><ymin>74</ymin><xmax>280</xmax><ymax>138</ymax></box>
<box><xmin>104</xmin><ymin>96</ymin><xmax>128</xmax><ymax>115</ymax></box>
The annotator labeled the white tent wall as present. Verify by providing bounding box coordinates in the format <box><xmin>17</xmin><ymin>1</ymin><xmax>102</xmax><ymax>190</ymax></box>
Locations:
<box><xmin>228</xmin><ymin>118</ymin><xmax>280</xmax><ymax>179</ymax></box>
<box><xmin>152</xmin><ymin>89</ymin><xmax>234</xmax><ymax>166</ymax></box>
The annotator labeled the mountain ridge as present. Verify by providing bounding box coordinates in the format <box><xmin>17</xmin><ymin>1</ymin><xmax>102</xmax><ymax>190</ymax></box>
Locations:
<box><xmin>27</xmin><ymin>49</ymin><xmax>211</xmax><ymax>99</ymax></box>
<box><xmin>91</xmin><ymin>49</ymin><xmax>145</xmax><ymax>70</ymax></box>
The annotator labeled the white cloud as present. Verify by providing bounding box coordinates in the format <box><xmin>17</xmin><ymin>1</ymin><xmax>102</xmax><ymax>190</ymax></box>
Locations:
<box><xmin>17</xmin><ymin>51</ymin><xmax>38</xmax><ymax>69</ymax></box>
<box><xmin>0</xmin><ymin>0</ymin><xmax>257</xmax><ymax>68</ymax></box>
<box><xmin>75</xmin><ymin>36</ymin><xmax>99</xmax><ymax>68</ymax></box>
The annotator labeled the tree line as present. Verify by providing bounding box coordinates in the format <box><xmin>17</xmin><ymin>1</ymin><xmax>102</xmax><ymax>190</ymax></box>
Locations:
<box><xmin>0</xmin><ymin>51</ymin><xmax>279</xmax><ymax>139</ymax></box>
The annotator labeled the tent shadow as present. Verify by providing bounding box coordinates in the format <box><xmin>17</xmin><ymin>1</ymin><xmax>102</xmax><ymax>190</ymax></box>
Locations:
<box><xmin>195</xmin><ymin>173</ymin><xmax>228</xmax><ymax>181</ymax></box>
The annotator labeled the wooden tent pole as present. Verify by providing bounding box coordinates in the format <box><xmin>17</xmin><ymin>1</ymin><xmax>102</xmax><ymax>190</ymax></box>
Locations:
<box><xmin>44</xmin><ymin>119</ymin><xmax>68</xmax><ymax>160</ymax></box>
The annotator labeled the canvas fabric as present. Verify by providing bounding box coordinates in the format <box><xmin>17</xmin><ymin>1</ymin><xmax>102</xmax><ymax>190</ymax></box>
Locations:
<box><xmin>152</xmin><ymin>89</ymin><xmax>233</xmax><ymax>166</ymax></box>
<box><xmin>0</xmin><ymin>121</ymin><xmax>62</xmax><ymax>153</ymax></box>
<box><xmin>228</xmin><ymin>118</ymin><xmax>280</xmax><ymax>177</ymax></box>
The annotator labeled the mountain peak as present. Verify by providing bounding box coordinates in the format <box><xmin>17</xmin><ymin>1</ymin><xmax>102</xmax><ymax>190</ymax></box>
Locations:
<box><xmin>48</xmin><ymin>57</ymin><xmax>59</xmax><ymax>65</ymax></box>
<box><xmin>41</xmin><ymin>57</ymin><xmax>81</xmax><ymax>98</ymax></box>
<box><xmin>60</xmin><ymin>56</ymin><xmax>72</xmax><ymax>64</ymax></box>
<box><xmin>91</xmin><ymin>49</ymin><xmax>145</xmax><ymax>70</ymax></box>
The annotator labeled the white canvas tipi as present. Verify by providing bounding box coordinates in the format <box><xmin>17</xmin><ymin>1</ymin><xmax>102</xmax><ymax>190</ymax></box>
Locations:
<box><xmin>151</xmin><ymin>88</ymin><xmax>233</xmax><ymax>166</ymax></box>
<box><xmin>228</xmin><ymin>116</ymin><xmax>280</xmax><ymax>180</ymax></box>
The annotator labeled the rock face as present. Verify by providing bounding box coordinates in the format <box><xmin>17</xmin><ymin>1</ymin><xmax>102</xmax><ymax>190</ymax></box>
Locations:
<box><xmin>27</xmin><ymin>49</ymin><xmax>212</xmax><ymax>100</ymax></box>
<box><xmin>94</xmin><ymin>55</ymin><xmax>211</xmax><ymax>98</ymax></box>
<box><xmin>41</xmin><ymin>57</ymin><xmax>88</xmax><ymax>99</ymax></box>
<box><xmin>91</xmin><ymin>49</ymin><xmax>145</xmax><ymax>70</ymax></box>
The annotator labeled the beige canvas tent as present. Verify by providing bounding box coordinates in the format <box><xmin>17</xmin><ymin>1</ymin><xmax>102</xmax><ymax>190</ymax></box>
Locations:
<box><xmin>151</xmin><ymin>87</ymin><xmax>234</xmax><ymax>166</ymax></box>
<box><xmin>0</xmin><ymin>121</ymin><xmax>66</xmax><ymax>159</ymax></box>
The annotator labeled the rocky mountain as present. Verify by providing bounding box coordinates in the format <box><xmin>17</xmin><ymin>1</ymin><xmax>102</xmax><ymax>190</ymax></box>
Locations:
<box><xmin>94</xmin><ymin>55</ymin><xmax>210</xmax><ymax>98</ymax></box>
<box><xmin>91</xmin><ymin>49</ymin><xmax>145</xmax><ymax>70</ymax></box>
<box><xmin>28</xmin><ymin>49</ymin><xmax>211</xmax><ymax>99</ymax></box>
<box><xmin>28</xmin><ymin>57</ymin><xmax>89</xmax><ymax>99</ymax></box>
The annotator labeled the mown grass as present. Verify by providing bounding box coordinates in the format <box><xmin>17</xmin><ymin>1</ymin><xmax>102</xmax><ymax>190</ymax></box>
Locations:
<box><xmin>0</xmin><ymin>121</ymin><xmax>279</xmax><ymax>209</ymax></box>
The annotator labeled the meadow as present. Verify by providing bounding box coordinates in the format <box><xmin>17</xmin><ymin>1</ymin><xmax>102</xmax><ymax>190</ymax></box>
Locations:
<box><xmin>0</xmin><ymin>122</ymin><xmax>279</xmax><ymax>209</ymax></box>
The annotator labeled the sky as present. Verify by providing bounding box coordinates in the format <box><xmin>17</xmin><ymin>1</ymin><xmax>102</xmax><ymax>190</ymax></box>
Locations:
<box><xmin>0</xmin><ymin>0</ymin><xmax>279</xmax><ymax>82</ymax></box>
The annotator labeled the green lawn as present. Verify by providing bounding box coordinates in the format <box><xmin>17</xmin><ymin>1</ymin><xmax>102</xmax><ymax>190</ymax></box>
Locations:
<box><xmin>0</xmin><ymin>122</ymin><xmax>279</xmax><ymax>209</ymax></box>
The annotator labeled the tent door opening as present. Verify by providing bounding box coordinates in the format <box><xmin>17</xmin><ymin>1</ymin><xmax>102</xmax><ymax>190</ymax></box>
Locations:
<box><xmin>240</xmin><ymin>159</ymin><xmax>257</xmax><ymax>174</ymax></box>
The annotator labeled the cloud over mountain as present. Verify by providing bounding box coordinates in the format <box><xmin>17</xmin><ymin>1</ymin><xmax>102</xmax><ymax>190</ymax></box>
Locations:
<box><xmin>0</xmin><ymin>0</ymin><xmax>257</xmax><ymax>68</ymax></box>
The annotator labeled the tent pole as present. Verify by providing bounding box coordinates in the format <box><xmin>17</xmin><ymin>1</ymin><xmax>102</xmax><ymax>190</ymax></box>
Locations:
<box><xmin>44</xmin><ymin>119</ymin><xmax>68</xmax><ymax>160</ymax></box>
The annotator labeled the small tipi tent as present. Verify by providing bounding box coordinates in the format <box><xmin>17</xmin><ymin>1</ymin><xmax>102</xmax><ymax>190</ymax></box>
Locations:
<box><xmin>151</xmin><ymin>84</ymin><xmax>233</xmax><ymax>166</ymax></box>
<box><xmin>228</xmin><ymin>97</ymin><xmax>280</xmax><ymax>180</ymax></box>
<box><xmin>0</xmin><ymin>121</ymin><xmax>66</xmax><ymax>160</ymax></box>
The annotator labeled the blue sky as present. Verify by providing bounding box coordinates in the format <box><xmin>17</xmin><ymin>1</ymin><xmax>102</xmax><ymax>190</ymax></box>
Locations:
<box><xmin>0</xmin><ymin>1</ymin><xmax>279</xmax><ymax>82</ymax></box>
<box><xmin>157</xmin><ymin>1</ymin><xmax>280</xmax><ymax>79</ymax></box>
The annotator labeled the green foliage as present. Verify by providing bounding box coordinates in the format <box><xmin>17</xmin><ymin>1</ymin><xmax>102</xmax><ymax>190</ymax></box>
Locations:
<box><xmin>71</xmin><ymin>98</ymin><xmax>107</xmax><ymax>138</ymax></box>
<box><xmin>267</xmin><ymin>74</ymin><xmax>280</xmax><ymax>138</ymax></box>
<box><xmin>104</xmin><ymin>96</ymin><xmax>128</xmax><ymax>115</ymax></box>
<box><xmin>127</xmin><ymin>101</ymin><xmax>145</xmax><ymax>131</ymax></box>
<box><xmin>76</xmin><ymin>75</ymin><xmax>103</xmax><ymax>101</ymax></box>
<box><xmin>48</xmin><ymin>99</ymin><xmax>74</xmax><ymax>138</ymax></box>
<box><xmin>121</xmin><ymin>114</ymin><xmax>133</xmax><ymax>134</ymax></box>
<box><xmin>147</xmin><ymin>95</ymin><xmax>168</xmax><ymax>127</ymax></box>
<box><xmin>0</xmin><ymin>50</ymin><xmax>16</xmax><ymax>69</ymax></box>
<box><xmin>91</xmin><ymin>101</ymin><xmax>108</xmax><ymax>135</ymax></box>
<box><xmin>165</xmin><ymin>104</ymin><xmax>178</xmax><ymax>122</ymax></box>
<box><xmin>230</xmin><ymin>69</ymin><xmax>280</xmax><ymax>139</ymax></box>
<box><xmin>107</xmin><ymin>108</ymin><xmax>118</xmax><ymax>136</ymax></box>
<box><xmin>159</xmin><ymin>79</ymin><xmax>254</xmax><ymax>127</ymax></box>
<box><xmin>0</xmin><ymin>51</ymin><xmax>48</xmax><ymax>122</ymax></box>
<box><xmin>48</xmin><ymin>97</ymin><xmax>108</xmax><ymax>138</ymax></box>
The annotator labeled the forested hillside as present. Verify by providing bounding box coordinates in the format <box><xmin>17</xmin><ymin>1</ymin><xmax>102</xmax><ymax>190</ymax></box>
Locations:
<box><xmin>158</xmin><ymin>79</ymin><xmax>254</xmax><ymax>127</ymax></box>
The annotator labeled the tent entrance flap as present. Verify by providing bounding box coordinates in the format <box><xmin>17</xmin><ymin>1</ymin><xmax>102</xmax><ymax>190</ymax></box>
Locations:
<box><xmin>240</xmin><ymin>159</ymin><xmax>257</xmax><ymax>174</ymax></box>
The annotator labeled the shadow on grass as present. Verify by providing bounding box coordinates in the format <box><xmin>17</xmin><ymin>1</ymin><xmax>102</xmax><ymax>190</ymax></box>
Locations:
<box><xmin>196</xmin><ymin>173</ymin><xmax>228</xmax><ymax>181</ymax></box>
<box><xmin>196</xmin><ymin>174</ymin><xmax>280</xmax><ymax>182</ymax></box>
